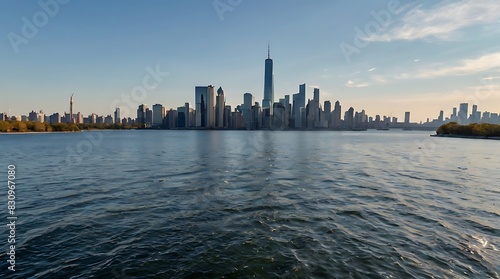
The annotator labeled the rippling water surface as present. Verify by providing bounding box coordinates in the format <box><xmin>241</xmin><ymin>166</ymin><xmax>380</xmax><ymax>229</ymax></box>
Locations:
<box><xmin>0</xmin><ymin>130</ymin><xmax>499</xmax><ymax>278</ymax></box>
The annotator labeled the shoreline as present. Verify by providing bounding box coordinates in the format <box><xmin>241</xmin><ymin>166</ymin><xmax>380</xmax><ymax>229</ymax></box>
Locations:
<box><xmin>431</xmin><ymin>134</ymin><xmax>500</xmax><ymax>140</ymax></box>
<box><xmin>0</xmin><ymin>131</ymin><xmax>81</xmax><ymax>134</ymax></box>
<box><xmin>0</xmin><ymin>128</ymin><xmax>439</xmax><ymax>134</ymax></box>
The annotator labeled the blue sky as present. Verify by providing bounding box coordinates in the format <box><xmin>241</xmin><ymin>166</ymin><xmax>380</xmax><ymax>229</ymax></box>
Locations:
<box><xmin>1</xmin><ymin>0</ymin><xmax>499</xmax><ymax>122</ymax></box>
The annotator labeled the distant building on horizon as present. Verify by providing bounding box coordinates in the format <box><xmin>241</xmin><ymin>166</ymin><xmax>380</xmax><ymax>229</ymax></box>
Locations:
<box><xmin>152</xmin><ymin>104</ymin><xmax>165</xmax><ymax>128</ymax></box>
<box><xmin>137</xmin><ymin>104</ymin><xmax>147</xmax><ymax>127</ymax></box>
<box><xmin>114</xmin><ymin>107</ymin><xmax>121</xmax><ymax>124</ymax></box>
<box><xmin>69</xmin><ymin>94</ymin><xmax>74</xmax><ymax>123</ymax></box>
<box><xmin>195</xmin><ymin>85</ymin><xmax>215</xmax><ymax>128</ymax></box>
<box><xmin>293</xmin><ymin>84</ymin><xmax>306</xmax><ymax>128</ymax></box>
<box><xmin>404</xmin><ymin>111</ymin><xmax>410</xmax><ymax>125</ymax></box>
<box><xmin>458</xmin><ymin>103</ymin><xmax>468</xmax><ymax>124</ymax></box>
<box><xmin>215</xmin><ymin>87</ymin><xmax>225</xmax><ymax>128</ymax></box>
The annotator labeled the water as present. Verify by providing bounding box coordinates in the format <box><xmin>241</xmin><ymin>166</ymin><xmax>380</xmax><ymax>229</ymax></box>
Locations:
<box><xmin>0</xmin><ymin>130</ymin><xmax>499</xmax><ymax>278</ymax></box>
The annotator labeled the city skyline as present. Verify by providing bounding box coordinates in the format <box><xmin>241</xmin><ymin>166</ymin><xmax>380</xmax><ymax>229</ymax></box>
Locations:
<box><xmin>3</xmin><ymin>46</ymin><xmax>500</xmax><ymax>127</ymax></box>
<box><xmin>1</xmin><ymin>0</ymin><xmax>500</xmax><ymax>121</ymax></box>
<box><xmin>3</xmin><ymin>86</ymin><xmax>499</xmax><ymax>130</ymax></box>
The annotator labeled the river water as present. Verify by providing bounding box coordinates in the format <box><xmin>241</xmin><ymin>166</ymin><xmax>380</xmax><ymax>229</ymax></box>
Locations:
<box><xmin>0</xmin><ymin>130</ymin><xmax>499</xmax><ymax>278</ymax></box>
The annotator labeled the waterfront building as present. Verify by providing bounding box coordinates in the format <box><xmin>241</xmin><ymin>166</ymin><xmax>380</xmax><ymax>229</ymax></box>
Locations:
<box><xmin>114</xmin><ymin>108</ymin><xmax>121</xmax><ymax>124</ymax></box>
<box><xmin>69</xmin><ymin>94</ymin><xmax>74</xmax><ymax>123</ymax></box>
<box><xmin>166</xmin><ymin>109</ymin><xmax>178</xmax><ymax>129</ymax></box>
<box><xmin>215</xmin><ymin>87</ymin><xmax>225</xmax><ymax>128</ymax></box>
<box><xmin>104</xmin><ymin>115</ymin><xmax>113</xmax><ymax>124</ymax></box>
<box><xmin>224</xmin><ymin>105</ymin><xmax>231</xmax><ymax>128</ymax></box>
<box><xmin>146</xmin><ymin>108</ymin><xmax>153</xmax><ymax>127</ymax></box>
<box><xmin>137</xmin><ymin>104</ymin><xmax>147</xmax><ymax>127</ymax></box>
<box><xmin>344</xmin><ymin>107</ymin><xmax>354</xmax><ymax>129</ymax></box>
<box><xmin>152</xmin><ymin>104</ymin><xmax>165</xmax><ymax>128</ymax></box>
<box><xmin>37</xmin><ymin>110</ymin><xmax>45</xmax><ymax>123</ymax></box>
<box><xmin>273</xmin><ymin>102</ymin><xmax>286</xmax><ymax>129</ymax></box>
<box><xmin>404</xmin><ymin>111</ymin><xmax>410</xmax><ymax>125</ymax></box>
<box><xmin>292</xmin><ymin>84</ymin><xmax>306</xmax><ymax>128</ymax></box>
<box><xmin>458</xmin><ymin>103</ymin><xmax>468</xmax><ymax>124</ymax></box>
<box><xmin>195</xmin><ymin>85</ymin><xmax>215</xmax><ymax>128</ymax></box>
<box><xmin>332</xmin><ymin>101</ymin><xmax>342</xmax><ymax>128</ymax></box>
<box><xmin>177</xmin><ymin>103</ymin><xmax>190</xmax><ymax>128</ymax></box>
<box><xmin>262</xmin><ymin>44</ymin><xmax>274</xmax><ymax>115</ymax></box>
<box><xmin>252</xmin><ymin>102</ymin><xmax>262</xmax><ymax>130</ymax></box>
<box><xmin>49</xmin><ymin>113</ymin><xmax>61</xmax><ymax>124</ymax></box>
<box><xmin>242</xmin><ymin>93</ymin><xmax>254</xmax><ymax>129</ymax></box>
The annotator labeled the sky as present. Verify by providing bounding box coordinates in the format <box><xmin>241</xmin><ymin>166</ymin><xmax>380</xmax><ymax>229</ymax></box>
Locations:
<box><xmin>1</xmin><ymin>0</ymin><xmax>500</xmax><ymax>122</ymax></box>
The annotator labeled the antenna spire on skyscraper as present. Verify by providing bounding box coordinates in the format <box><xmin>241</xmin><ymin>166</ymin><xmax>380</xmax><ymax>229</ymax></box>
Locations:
<box><xmin>267</xmin><ymin>42</ymin><xmax>270</xmax><ymax>59</ymax></box>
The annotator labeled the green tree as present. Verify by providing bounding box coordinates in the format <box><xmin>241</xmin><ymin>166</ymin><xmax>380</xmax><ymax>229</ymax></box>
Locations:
<box><xmin>33</xmin><ymin>122</ymin><xmax>46</xmax><ymax>132</ymax></box>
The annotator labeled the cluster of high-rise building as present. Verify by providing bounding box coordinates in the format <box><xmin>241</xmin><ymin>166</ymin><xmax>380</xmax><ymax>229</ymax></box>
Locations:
<box><xmin>2</xmin><ymin>47</ymin><xmax>500</xmax><ymax>130</ymax></box>
<box><xmin>0</xmin><ymin>94</ymin><xmax>122</xmax><ymax>125</ymax></box>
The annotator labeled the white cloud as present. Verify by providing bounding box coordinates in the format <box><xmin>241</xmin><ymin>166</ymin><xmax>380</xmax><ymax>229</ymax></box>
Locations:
<box><xmin>398</xmin><ymin>52</ymin><xmax>500</xmax><ymax>79</ymax></box>
<box><xmin>345</xmin><ymin>80</ymin><xmax>369</xmax><ymax>88</ymax></box>
<box><xmin>365</xmin><ymin>0</ymin><xmax>500</xmax><ymax>42</ymax></box>
<box><xmin>368</xmin><ymin>67</ymin><xmax>376</xmax><ymax>72</ymax></box>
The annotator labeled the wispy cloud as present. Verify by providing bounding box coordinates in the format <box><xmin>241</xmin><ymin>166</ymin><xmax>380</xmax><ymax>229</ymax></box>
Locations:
<box><xmin>483</xmin><ymin>76</ymin><xmax>500</xmax><ymax>80</ymax></box>
<box><xmin>338</xmin><ymin>71</ymin><xmax>360</xmax><ymax>77</ymax></box>
<box><xmin>368</xmin><ymin>68</ymin><xmax>376</xmax><ymax>72</ymax></box>
<box><xmin>370</xmin><ymin>75</ymin><xmax>388</xmax><ymax>84</ymax></box>
<box><xmin>365</xmin><ymin>0</ymin><xmax>500</xmax><ymax>42</ymax></box>
<box><xmin>345</xmin><ymin>80</ymin><xmax>369</xmax><ymax>88</ymax></box>
<box><xmin>398</xmin><ymin>52</ymin><xmax>500</xmax><ymax>79</ymax></box>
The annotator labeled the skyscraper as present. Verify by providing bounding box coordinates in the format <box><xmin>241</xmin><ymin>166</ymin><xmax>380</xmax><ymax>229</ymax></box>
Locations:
<box><xmin>324</xmin><ymin>100</ymin><xmax>331</xmax><ymax>128</ymax></box>
<box><xmin>262</xmin><ymin>44</ymin><xmax>274</xmax><ymax>115</ymax></box>
<box><xmin>451</xmin><ymin>107</ymin><xmax>458</xmax><ymax>122</ymax></box>
<box><xmin>177</xmin><ymin>103</ymin><xmax>190</xmax><ymax>128</ymax></box>
<box><xmin>458</xmin><ymin>103</ymin><xmax>468</xmax><ymax>124</ymax></box>
<box><xmin>292</xmin><ymin>83</ymin><xmax>306</xmax><ymax>128</ymax></box>
<box><xmin>114</xmin><ymin>107</ymin><xmax>121</xmax><ymax>124</ymax></box>
<box><xmin>404</xmin><ymin>111</ymin><xmax>410</xmax><ymax>125</ymax></box>
<box><xmin>332</xmin><ymin>101</ymin><xmax>341</xmax><ymax>128</ymax></box>
<box><xmin>137</xmin><ymin>104</ymin><xmax>147</xmax><ymax>127</ymax></box>
<box><xmin>215</xmin><ymin>87</ymin><xmax>225</xmax><ymax>128</ymax></box>
<box><xmin>152</xmin><ymin>104</ymin><xmax>165</xmax><ymax>128</ymax></box>
<box><xmin>195</xmin><ymin>85</ymin><xmax>215</xmax><ymax>128</ymax></box>
<box><xmin>344</xmin><ymin>107</ymin><xmax>354</xmax><ymax>129</ymax></box>
<box><xmin>69</xmin><ymin>94</ymin><xmax>74</xmax><ymax>123</ymax></box>
<box><xmin>312</xmin><ymin>88</ymin><xmax>321</xmax><ymax>127</ymax></box>
<box><xmin>243</xmin><ymin>93</ymin><xmax>254</xmax><ymax>129</ymax></box>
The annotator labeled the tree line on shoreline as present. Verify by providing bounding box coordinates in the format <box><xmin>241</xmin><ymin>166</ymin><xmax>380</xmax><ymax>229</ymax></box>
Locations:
<box><xmin>436</xmin><ymin>122</ymin><xmax>500</xmax><ymax>137</ymax></box>
<box><xmin>0</xmin><ymin>120</ymin><xmax>139</xmax><ymax>132</ymax></box>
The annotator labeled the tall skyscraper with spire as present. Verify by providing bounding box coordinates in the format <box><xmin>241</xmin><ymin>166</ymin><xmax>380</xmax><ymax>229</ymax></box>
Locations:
<box><xmin>70</xmin><ymin>94</ymin><xmax>74</xmax><ymax>123</ymax></box>
<box><xmin>262</xmin><ymin>44</ymin><xmax>274</xmax><ymax>115</ymax></box>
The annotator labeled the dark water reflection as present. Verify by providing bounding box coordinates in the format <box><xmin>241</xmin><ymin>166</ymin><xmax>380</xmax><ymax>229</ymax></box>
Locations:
<box><xmin>0</xmin><ymin>130</ymin><xmax>499</xmax><ymax>278</ymax></box>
